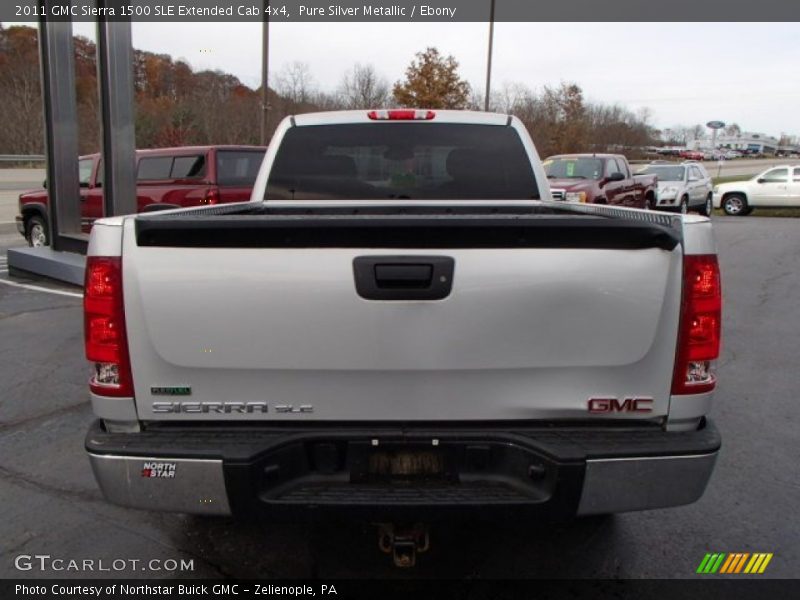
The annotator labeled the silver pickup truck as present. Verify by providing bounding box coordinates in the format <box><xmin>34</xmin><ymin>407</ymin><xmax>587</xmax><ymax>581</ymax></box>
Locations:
<box><xmin>84</xmin><ymin>110</ymin><xmax>721</xmax><ymax>553</ymax></box>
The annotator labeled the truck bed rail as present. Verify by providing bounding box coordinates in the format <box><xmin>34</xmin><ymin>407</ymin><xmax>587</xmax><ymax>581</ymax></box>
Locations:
<box><xmin>134</xmin><ymin>202</ymin><xmax>681</xmax><ymax>250</ymax></box>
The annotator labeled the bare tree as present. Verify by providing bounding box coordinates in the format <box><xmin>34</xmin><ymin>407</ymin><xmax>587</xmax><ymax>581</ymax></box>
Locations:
<box><xmin>338</xmin><ymin>63</ymin><xmax>390</xmax><ymax>109</ymax></box>
<box><xmin>476</xmin><ymin>80</ymin><xmax>655</xmax><ymax>158</ymax></box>
<box><xmin>310</xmin><ymin>89</ymin><xmax>345</xmax><ymax>111</ymax></box>
<box><xmin>0</xmin><ymin>25</ymin><xmax>44</xmax><ymax>154</ymax></box>
<box><xmin>491</xmin><ymin>82</ymin><xmax>533</xmax><ymax>114</ymax></box>
<box><xmin>724</xmin><ymin>123</ymin><xmax>741</xmax><ymax>137</ymax></box>
<box><xmin>275</xmin><ymin>61</ymin><xmax>315</xmax><ymax>110</ymax></box>
<box><xmin>689</xmin><ymin>124</ymin><xmax>705</xmax><ymax>142</ymax></box>
<box><xmin>664</xmin><ymin>125</ymin><xmax>690</xmax><ymax>145</ymax></box>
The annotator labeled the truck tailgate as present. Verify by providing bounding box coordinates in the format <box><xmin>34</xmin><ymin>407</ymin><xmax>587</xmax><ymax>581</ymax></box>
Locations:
<box><xmin>122</xmin><ymin>206</ymin><xmax>683</xmax><ymax>422</ymax></box>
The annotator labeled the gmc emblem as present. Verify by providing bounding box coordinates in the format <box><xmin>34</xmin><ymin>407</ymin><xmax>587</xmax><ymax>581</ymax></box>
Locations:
<box><xmin>588</xmin><ymin>397</ymin><xmax>654</xmax><ymax>414</ymax></box>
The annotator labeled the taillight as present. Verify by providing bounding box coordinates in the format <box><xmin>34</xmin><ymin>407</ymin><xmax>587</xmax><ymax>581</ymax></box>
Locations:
<box><xmin>204</xmin><ymin>188</ymin><xmax>220</xmax><ymax>205</ymax></box>
<box><xmin>367</xmin><ymin>109</ymin><xmax>435</xmax><ymax>121</ymax></box>
<box><xmin>84</xmin><ymin>257</ymin><xmax>133</xmax><ymax>397</ymax></box>
<box><xmin>672</xmin><ymin>254</ymin><xmax>722</xmax><ymax>395</ymax></box>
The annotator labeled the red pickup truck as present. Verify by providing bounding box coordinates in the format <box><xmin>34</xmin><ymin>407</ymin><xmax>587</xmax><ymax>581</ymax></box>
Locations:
<box><xmin>543</xmin><ymin>154</ymin><xmax>657</xmax><ymax>209</ymax></box>
<box><xmin>16</xmin><ymin>145</ymin><xmax>266</xmax><ymax>246</ymax></box>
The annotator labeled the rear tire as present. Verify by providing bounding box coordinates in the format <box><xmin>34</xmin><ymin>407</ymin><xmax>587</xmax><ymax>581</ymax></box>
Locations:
<box><xmin>722</xmin><ymin>194</ymin><xmax>748</xmax><ymax>216</ymax></box>
<box><xmin>645</xmin><ymin>193</ymin><xmax>656</xmax><ymax>210</ymax></box>
<box><xmin>700</xmin><ymin>193</ymin><xmax>713</xmax><ymax>217</ymax></box>
<box><xmin>26</xmin><ymin>215</ymin><xmax>49</xmax><ymax>247</ymax></box>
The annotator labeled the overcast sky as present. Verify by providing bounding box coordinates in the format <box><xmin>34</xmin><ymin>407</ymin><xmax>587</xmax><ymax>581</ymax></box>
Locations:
<box><xmin>50</xmin><ymin>21</ymin><xmax>800</xmax><ymax>137</ymax></box>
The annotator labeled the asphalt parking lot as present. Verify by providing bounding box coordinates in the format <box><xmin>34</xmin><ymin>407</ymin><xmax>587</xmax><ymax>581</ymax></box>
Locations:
<box><xmin>0</xmin><ymin>216</ymin><xmax>797</xmax><ymax>580</ymax></box>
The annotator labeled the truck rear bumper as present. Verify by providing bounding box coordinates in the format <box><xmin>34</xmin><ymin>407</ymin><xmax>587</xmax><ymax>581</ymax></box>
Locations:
<box><xmin>86</xmin><ymin>419</ymin><xmax>720</xmax><ymax>519</ymax></box>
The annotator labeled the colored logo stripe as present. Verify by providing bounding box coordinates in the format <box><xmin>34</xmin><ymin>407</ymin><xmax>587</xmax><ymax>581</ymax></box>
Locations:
<box><xmin>720</xmin><ymin>553</ymin><xmax>749</xmax><ymax>573</ymax></box>
<box><xmin>719</xmin><ymin>553</ymin><xmax>736</xmax><ymax>573</ymax></box>
<box><xmin>744</xmin><ymin>553</ymin><xmax>773</xmax><ymax>574</ymax></box>
<box><xmin>698</xmin><ymin>552</ymin><xmax>773</xmax><ymax>574</ymax></box>
<box><xmin>697</xmin><ymin>553</ymin><xmax>726</xmax><ymax>573</ymax></box>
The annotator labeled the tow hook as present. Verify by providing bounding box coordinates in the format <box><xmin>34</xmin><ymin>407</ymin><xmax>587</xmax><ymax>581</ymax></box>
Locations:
<box><xmin>377</xmin><ymin>523</ymin><xmax>430</xmax><ymax>567</ymax></box>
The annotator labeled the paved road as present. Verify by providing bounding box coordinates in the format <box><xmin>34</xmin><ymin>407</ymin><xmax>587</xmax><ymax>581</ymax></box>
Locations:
<box><xmin>0</xmin><ymin>216</ymin><xmax>797</xmax><ymax>580</ymax></box>
<box><xmin>634</xmin><ymin>157</ymin><xmax>799</xmax><ymax>179</ymax></box>
<box><xmin>701</xmin><ymin>157</ymin><xmax>800</xmax><ymax>178</ymax></box>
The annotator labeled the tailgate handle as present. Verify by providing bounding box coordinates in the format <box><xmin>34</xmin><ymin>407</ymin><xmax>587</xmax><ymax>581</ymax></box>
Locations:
<box><xmin>353</xmin><ymin>256</ymin><xmax>454</xmax><ymax>300</ymax></box>
<box><xmin>374</xmin><ymin>264</ymin><xmax>433</xmax><ymax>288</ymax></box>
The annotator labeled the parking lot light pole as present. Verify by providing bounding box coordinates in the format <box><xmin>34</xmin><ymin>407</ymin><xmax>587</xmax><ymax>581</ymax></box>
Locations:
<box><xmin>484</xmin><ymin>0</ymin><xmax>495</xmax><ymax>112</ymax></box>
<box><xmin>261</xmin><ymin>7</ymin><xmax>270</xmax><ymax>146</ymax></box>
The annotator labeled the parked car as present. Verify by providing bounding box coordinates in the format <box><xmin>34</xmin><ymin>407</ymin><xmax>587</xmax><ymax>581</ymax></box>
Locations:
<box><xmin>656</xmin><ymin>147</ymin><xmax>684</xmax><ymax>157</ymax></box>
<box><xmin>16</xmin><ymin>145</ymin><xmax>266</xmax><ymax>246</ymax></box>
<box><xmin>638</xmin><ymin>161</ymin><xmax>714</xmax><ymax>215</ymax></box>
<box><xmin>713</xmin><ymin>165</ymin><xmax>800</xmax><ymax>215</ymax></box>
<box><xmin>543</xmin><ymin>154</ymin><xmax>658</xmax><ymax>209</ymax></box>
<box><xmin>702</xmin><ymin>150</ymin><xmax>726</xmax><ymax>161</ymax></box>
<box><xmin>680</xmin><ymin>150</ymin><xmax>705</xmax><ymax>161</ymax></box>
<box><xmin>723</xmin><ymin>150</ymin><xmax>743</xmax><ymax>159</ymax></box>
<box><xmin>84</xmin><ymin>110</ymin><xmax>722</xmax><ymax>555</ymax></box>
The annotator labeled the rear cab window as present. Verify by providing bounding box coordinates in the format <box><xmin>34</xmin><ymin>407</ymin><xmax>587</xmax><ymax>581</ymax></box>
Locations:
<box><xmin>216</xmin><ymin>150</ymin><xmax>266</xmax><ymax>186</ymax></box>
<box><xmin>265</xmin><ymin>123</ymin><xmax>538</xmax><ymax>200</ymax></box>
<box><xmin>137</xmin><ymin>154</ymin><xmax>207</xmax><ymax>182</ymax></box>
<box><xmin>171</xmin><ymin>155</ymin><xmax>206</xmax><ymax>179</ymax></box>
<box><xmin>78</xmin><ymin>158</ymin><xmax>94</xmax><ymax>186</ymax></box>
<box><xmin>137</xmin><ymin>157</ymin><xmax>172</xmax><ymax>181</ymax></box>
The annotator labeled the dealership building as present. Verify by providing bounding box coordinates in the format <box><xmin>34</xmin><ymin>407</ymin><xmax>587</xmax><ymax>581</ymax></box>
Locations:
<box><xmin>690</xmin><ymin>131</ymin><xmax>780</xmax><ymax>154</ymax></box>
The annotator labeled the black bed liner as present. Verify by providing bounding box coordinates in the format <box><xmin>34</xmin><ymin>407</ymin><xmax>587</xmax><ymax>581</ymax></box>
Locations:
<box><xmin>134</xmin><ymin>203</ymin><xmax>681</xmax><ymax>250</ymax></box>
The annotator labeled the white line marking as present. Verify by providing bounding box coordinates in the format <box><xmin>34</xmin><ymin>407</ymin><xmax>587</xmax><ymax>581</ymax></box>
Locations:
<box><xmin>0</xmin><ymin>276</ymin><xmax>83</xmax><ymax>298</ymax></box>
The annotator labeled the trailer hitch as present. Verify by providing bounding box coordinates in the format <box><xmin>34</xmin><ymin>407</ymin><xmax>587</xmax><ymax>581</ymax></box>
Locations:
<box><xmin>377</xmin><ymin>523</ymin><xmax>430</xmax><ymax>567</ymax></box>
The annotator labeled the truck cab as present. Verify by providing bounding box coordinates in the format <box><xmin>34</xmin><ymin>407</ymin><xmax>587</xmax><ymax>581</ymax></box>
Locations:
<box><xmin>16</xmin><ymin>145</ymin><xmax>266</xmax><ymax>246</ymax></box>
<box><xmin>543</xmin><ymin>153</ymin><xmax>657</xmax><ymax>209</ymax></box>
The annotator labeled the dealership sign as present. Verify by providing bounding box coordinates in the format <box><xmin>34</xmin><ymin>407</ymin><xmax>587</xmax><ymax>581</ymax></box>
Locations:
<box><xmin>707</xmin><ymin>121</ymin><xmax>726</xmax><ymax>129</ymax></box>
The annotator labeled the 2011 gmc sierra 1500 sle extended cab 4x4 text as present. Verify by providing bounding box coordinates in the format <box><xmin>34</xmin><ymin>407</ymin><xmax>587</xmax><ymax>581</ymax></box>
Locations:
<box><xmin>83</xmin><ymin>110</ymin><xmax>721</xmax><ymax>561</ymax></box>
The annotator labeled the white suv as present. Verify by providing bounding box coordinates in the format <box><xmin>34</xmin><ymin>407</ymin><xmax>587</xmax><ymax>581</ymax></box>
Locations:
<box><xmin>713</xmin><ymin>165</ymin><xmax>800</xmax><ymax>215</ymax></box>
<box><xmin>638</xmin><ymin>162</ymin><xmax>714</xmax><ymax>215</ymax></box>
